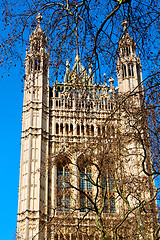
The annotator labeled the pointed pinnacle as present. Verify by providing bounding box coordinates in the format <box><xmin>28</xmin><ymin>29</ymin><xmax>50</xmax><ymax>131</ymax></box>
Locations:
<box><xmin>36</xmin><ymin>13</ymin><xmax>42</xmax><ymax>25</ymax></box>
<box><xmin>122</xmin><ymin>19</ymin><xmax>127</xmax><ymax>32</ymax></box>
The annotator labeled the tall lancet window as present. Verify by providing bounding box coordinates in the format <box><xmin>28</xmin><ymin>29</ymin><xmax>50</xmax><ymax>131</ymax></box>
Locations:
<box><xmin>79</xmin><ymin>166</ymin><xmax>93</xmax><ymax>212</ymax></box>
<box><xmin>57</xmin><ymin>164</ymin><xmax>70</xmax><ymax>212</ymax></box>
<box><xmin>35</xmin><ymin>57</ymin><xmax>40</xmax><ymax>71</ymax></box>
<box><xmin>101</xmin><ymin>169</ymin><xmax>116</xmax><ymax>213</ymax></box>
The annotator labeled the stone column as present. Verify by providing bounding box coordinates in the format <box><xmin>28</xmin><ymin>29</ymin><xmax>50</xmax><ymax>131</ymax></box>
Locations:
<box><xmin>52</xmin><ymin>161</ymin><xmax>57</xmax><ymax>214</ymax></box>
<box><xmin>72</xmin><ymin>155</ymin><xmax>79</xmax><ymax>209</ymax></box>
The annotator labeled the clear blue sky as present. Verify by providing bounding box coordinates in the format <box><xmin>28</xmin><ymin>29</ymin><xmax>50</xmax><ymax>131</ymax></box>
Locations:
<box><xmin>0</xmin><ymin>66</ymin><xmax>23</xmax><ymax>240</ymax></box>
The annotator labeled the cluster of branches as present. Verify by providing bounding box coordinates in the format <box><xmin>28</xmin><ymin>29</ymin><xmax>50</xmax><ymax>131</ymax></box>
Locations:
<box><xmin>0</xmin><ymin>0</ymin><xmax>159</xmax><ymax>80</ymax></box>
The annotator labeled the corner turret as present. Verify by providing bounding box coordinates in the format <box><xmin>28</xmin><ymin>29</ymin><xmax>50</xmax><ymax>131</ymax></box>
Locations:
<box><xmin>117</xmin><ymin>20</ymin><xmax>143</xmax><ymax>94</ymax></box>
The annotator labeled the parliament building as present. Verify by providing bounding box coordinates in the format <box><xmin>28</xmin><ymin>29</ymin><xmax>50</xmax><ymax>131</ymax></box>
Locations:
<box><xmin>17</xmin><ymin>14</ymin><xmax>158</xmax><ymax>240</ymax></box>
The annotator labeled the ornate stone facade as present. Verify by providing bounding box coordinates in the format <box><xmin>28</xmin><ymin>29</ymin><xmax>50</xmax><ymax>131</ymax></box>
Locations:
<box><xmin>17</xmin><ymin>14</ymin><xmax>158</xmax><ymax>240</ymax></box>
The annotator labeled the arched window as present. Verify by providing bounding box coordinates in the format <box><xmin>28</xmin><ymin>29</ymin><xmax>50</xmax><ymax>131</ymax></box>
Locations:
<box><xmin>126</xmin><ymin>47</ymin><xmax>129</xmax><ymax>56</ymax></box>
<box><xmin>101</xmin><ymin>169</ymin><xmax>115</xmax><ymax>214</ymax></box>
<box><xmin>131</xmin><ymin>64</ymin><xmax>134</xmax><ymax>76</ymax></box>
<box><xmin>70</xmin><ymin>124</ymin><xmax>73</xmax><ymax>135</ymax></box>
<box><xmin>123</xmin><ymin>65</ymin><xmax>127</xmax><ymax>78</ymax></box>
<box><xmin>65</xmin><ymin>97</ymin><xmax>67</xmax><ymax>108</ymax></box>
<box><xmin>82</xmin><ymin>98</ymin><xmax>84</xmax><ymax>108</ymax></box>
<box><xmin>98</xmin><ymin>126</ymin><xmax>101</xmax><ymax>136</ymax></box>
<box><xmin>102</xmin><ymin>126</ymin><xmax>105</xmax><ymax>136</ymax></box>
<box><xmin>65</xmin><ymin>168</ymin><xmax>70</xmax><ymax>188</ymax></box>
<box><xmin>105</xmin><ymin>98</ymin><xmax>108</xmax><ymax>109</ymax></box>
<box><xmin>85</xmin><ymin>98</ymin><xmax>87</xmax><ymax>108</ymax></box>
<box><xmin>77</xmin><ymin>124</ymin><xmax>80</xmax><ymax>135</ymax></box>
<box><xmin>111</xmin><ymin>102</ymin><xmax>113</xmax><ymax>110</ymax></box>
<box><xmin>81</xmin><ymin>125</ymin><xmax>84</xmax><ymax>135</ymax></box>
<box><xmin>61</xmin><ymin>96</ymin><xmax>63</xmax><ymax>107</ymax></box>
<box><xmin>80</xmin><ymin>169</ymin><xmax>85</xmax><ymax>190</ymax></box>
<box><xmin>97</xmin><ymin>102</ymin><xmax>99</xmax><ymax>109</ymax></box>
<box><xmin>128</xmin><ymin>65</ymin><xmax>131</xmax><ymax>76</ymax></box>
<box><xmin>56</xmin><ymin>123</ymin><xmax>59</xmax><ymax>134</ymax></box>
<box><xmin>91</xmin><ymin>125</ymin><xmax>94</xmax><ymax>136</ymax></box>
<box><xmin>57</xmin><ymin>165</ymin><xmax>70</xmax><ymax>212</ymax></box>
<box><xmin>79</xmin><ymin>166</ymin><xmax>92</xmax><ymax>212</ymax></box>
<box><xmin>35</xmin><ymin>59</ymin><xmax>38</xmax><ymax>70</ymax></box>
<box><xmin>86</xmin><ymin>124</ymin><xmax>89</xmax><ymax>135</ymax></box>
<box><xmin>35</xmin><ymin>58</ymin><xmax>40</xmax><ymax>70</ymax></box>
<box><xmin>65</xmin><ymin>124</ymin><xmax>69</xmax><ymax>135</ymax></box>
<box><xmin>60</xmin><ymin>123</ymin><xmax>63</xmax><ymax>135</ymax></box>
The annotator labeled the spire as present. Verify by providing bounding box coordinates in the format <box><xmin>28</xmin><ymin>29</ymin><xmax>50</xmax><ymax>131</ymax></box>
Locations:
<box><xmin>29</xmin><ymin>13</ymin><xmax>47</xmax><ymax>52</ymax></box>
<box><xmin>117</xmin><ymin>20</ymin><xmax>142</xmax><ymax>94</ymax></box>
<box><xmin>26</xmin><ymin>14</ymin><xmax>49</xmax><ymax>75</ymax></box>
<box><xmin>118</xmin><ymin>19</ymin><xmax>134</xmax><ymax>51</ymax></box>
<box><xmin>35</xmin><ymin>13</ymin><xmax>43</xmax><ymax>32</ymax></box>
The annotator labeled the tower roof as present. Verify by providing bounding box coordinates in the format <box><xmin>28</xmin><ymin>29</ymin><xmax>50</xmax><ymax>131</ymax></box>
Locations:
<box><xmin>118</xmin><ymin>19</ymin><xmax>136</xmax><ymax>49</ymax></box>
<box><xmin>29</xmin><ymin>13</ymin><xmax>47</xmax><ymax>49</ymax></box>
<box><xmin>64</xmin><ymin>55</ymin><xmax>92</xmax><ymax>86</ymax></box>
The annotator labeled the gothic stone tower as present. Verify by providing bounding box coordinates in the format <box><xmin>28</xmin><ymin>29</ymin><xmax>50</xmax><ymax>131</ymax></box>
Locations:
<box><xmin>17</xmin><ymin>16</ymin><xmax>157</xmax><ymax>240</ymax></box>
<box><xmin>17</xmin><ymin>14</ymin><xmax>50</xmax><ymax>239</ymax></box>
